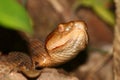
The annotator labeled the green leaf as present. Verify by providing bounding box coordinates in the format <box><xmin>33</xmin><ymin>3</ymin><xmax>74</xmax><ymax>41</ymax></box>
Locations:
<box><xmin>74</xmin><ymin>0</ymin><xmax>115</xmax><ymax>26</ymax></box>
<box><xmin>0</xmin><ymin>0</ymin><xmax>33</xmax><ymax>34</ymax></box>
<box><xmin>93</xmin><ymin>4</ymin><xmax>115</xmax><ymax>26</ymax></box>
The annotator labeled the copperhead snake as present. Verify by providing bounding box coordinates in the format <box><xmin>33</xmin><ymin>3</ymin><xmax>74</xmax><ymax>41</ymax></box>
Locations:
<box><xmin>0</xmin><ymin>21</ymin><xmax>88</xmax><ymax>78</ymax></box>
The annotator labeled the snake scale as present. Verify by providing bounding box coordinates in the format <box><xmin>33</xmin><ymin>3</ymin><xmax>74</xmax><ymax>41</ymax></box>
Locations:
<box><xmin>0</xmin><ymin>21</ymin><xmax>88</xmax><ymax>78</ymax></box>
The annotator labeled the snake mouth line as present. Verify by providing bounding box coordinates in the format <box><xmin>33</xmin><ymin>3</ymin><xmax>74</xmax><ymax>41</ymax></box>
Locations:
<box><xmin>48</xmin><ymin>39</ymin><xmax>72</xmax><ymax>51</ymax></box>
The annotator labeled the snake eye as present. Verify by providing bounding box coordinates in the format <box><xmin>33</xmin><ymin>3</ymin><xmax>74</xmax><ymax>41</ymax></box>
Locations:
<box><xmin>65</xmin><ymin>26</ymin><xmax>72</xmax><ymax>31</ymax></box>
<box><xmin>58</xmin><ymin>22</ymin><xmax>73</xmax><ymax>32</ymax></box>
<box><xmin>64</xmin><ymin>22</ymin><xmax>73</xmax><ymax>32</ymax></box>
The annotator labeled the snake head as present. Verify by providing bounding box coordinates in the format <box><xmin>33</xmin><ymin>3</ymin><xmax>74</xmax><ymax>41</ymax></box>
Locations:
<box><xmin>30</xmin><ymin>21</ymin><xmax>88</xmax><ymax>67</ymax></box>
<box><xmin>43</xmin><ymin>21</ymin><xmax>88</xmax><ymax>66</ymax></box>
<box><xmin>46</xmin><ymin>21</ymin><xmax>88</xmax><ymax>52</ymax></box>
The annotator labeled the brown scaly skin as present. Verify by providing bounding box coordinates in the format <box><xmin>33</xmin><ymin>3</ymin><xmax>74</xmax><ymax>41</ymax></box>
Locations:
<box><xmin>0</xmin><ymin>52</ymin><xmax>40</xmax><ymax>78</ymax></box>
<box><xmin>0</xmin><ymin>21</ymin><xmax>88</xmax><ymax>78</ymax></box>
<box><xmin>29</xmin><ymin>21</ymin><xmax>88</xmax><ymax>67</ymax></box>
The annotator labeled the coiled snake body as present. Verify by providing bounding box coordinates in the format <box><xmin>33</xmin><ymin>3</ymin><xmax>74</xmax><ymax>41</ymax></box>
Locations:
<box><xmin>0</xmin><ymin>21</ymin><xmax>88</xmax><ymax>78</ymax></box>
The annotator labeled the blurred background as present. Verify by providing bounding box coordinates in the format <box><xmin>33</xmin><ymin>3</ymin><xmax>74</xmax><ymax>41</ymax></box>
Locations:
<box><xmin>0</xmin><ymin>0</ymin><xmax>115</xmax><ymax>80</ymax></box>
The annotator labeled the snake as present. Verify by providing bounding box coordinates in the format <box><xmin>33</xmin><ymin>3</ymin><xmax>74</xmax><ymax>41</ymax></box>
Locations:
<box><xmin>0</xmin><ymin>21</ymin><xmax>88</xmax><ymax>78</ymax></box>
